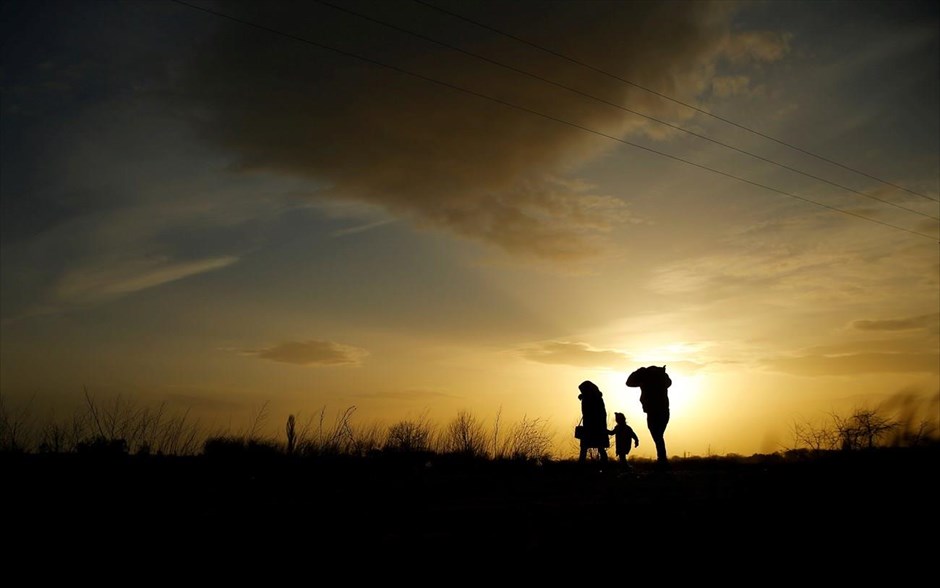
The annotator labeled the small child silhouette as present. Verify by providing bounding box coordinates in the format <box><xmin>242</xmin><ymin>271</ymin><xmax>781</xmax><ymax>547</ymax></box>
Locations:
<box><xmin>609</xmin><ymin>412</ymin><xmax>640</xmax><ymax>466</ymax></box>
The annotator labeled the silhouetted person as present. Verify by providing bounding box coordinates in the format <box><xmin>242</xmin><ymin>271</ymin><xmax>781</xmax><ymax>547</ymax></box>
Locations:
<box><xmin>626</xmin><ymin>365</ymin><xmax>671</xmax><ymax>464</ymax></box>
<box><xmin>608</xmin><ymin>412</ymin><xmax>639</xmax><ymax>467</ymax></box>
<box><xmin>577</xmin><ymin>380</ymin><xmax>610</xmax><ymax>465</ymax></box>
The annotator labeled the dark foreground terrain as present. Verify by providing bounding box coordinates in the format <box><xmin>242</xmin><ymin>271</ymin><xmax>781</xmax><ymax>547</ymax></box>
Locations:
<box><xmin>5</xmin><ymin>447</ymin><xmax>937</xmax><ymax>577</ymax></box>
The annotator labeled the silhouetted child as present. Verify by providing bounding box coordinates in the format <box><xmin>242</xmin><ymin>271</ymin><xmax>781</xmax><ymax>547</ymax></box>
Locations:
<box><xmin>609</xmin><ymin>412</ymin><xmax>639</xmax><ymax>467</ymax></box>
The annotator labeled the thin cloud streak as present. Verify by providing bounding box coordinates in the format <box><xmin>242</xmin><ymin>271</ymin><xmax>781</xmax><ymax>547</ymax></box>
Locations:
<box><xmin>520</xmin><ymin>341</ymin><xmax>629</xmax><ymax>368</ymax></box>
<box><xmin>762</xmin><ymin>352</ymin><xmax>939</xmax><ymax>376</ymax></box>
<box><xmin>2</xmin><ymin>249</ymin><xmax>235</xmax><ymax>324</ymax></box>
<box><xmin>852</xmin><ymin>314</ymin><xmax>939</xmax><ymax>332</ymax></box>
<box><xmin>241</xmin><ymin>339</ymin><xmax>369</xmax><ymax>366</ymax></box>
<box><xmin>55</xmin><ymin>255</ymin><xmax>239</xmax><ymax>306</ymax></box>
<box><xmin>331</xmin><ymin>218</ymin><xmax>397</xmax><ymax>237</ymax></box>
<box><xmin>355</xmin><ymin>389</ymin><xmax>461</xmax><ymax>400</ymax></box>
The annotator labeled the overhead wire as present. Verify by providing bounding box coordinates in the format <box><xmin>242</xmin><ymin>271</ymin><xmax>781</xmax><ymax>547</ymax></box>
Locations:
<box><xmin>314</xmin><ymin>0</ymin><xmax>939</xmax><ymax>222</ymax></box>
<box><xmin>167</xmin><ymin>0</ymin><xmax>940</xmax><ymax>243</ymax></box>
<box><xmin>412</xmin><ymin>0</ymin><xmax>940</xmax><ymax>204</ymax></box>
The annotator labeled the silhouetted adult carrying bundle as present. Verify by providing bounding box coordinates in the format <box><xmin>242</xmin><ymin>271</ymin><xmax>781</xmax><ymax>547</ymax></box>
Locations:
<box><xmin>626</xmin><ymin>366</ymin><xmax>672</xmax><ymax>464</ymax></box>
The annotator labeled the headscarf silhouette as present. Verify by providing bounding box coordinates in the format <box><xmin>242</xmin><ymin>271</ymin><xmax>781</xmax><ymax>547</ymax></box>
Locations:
<box><xmin>577</xmin><ymin>380</ymin><xmax>609</xmax><ymax>464</ymax></box>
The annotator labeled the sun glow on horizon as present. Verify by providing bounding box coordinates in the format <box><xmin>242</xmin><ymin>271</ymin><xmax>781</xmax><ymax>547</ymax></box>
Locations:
<box><xmin>1</xmin><ymin>0</ymin><xmax>936</xmax><ymax>462</ymax></box>
<box><xmin>596</xmin><ymin>363</ymin><xmax>705</xmax><ymax>419</ymax></box>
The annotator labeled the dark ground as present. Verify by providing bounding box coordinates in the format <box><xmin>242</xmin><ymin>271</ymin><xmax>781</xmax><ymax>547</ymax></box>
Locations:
<box><xmin>5</xmin><ymin>447</ymin><xmax>937</xmax><ymax>577</ymax></box>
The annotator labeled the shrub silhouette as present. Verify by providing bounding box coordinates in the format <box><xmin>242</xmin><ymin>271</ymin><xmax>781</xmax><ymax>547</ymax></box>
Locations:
<box><xmin>788</xmin><ymin>398</ymin><xmax>939</xmax><ymax>453</ymax></box>
<box><xmin>3</xmin><ymin>389</ymin><xmax>202</xmax><ymax>455</ymax></box>
<box><xmin>203</xmin><ymin>436</ymin><xmax>280</xmax><ymax>459</ymax></box>
<box><xmin>384</xmin><ymin>413</ymin><xmax>435</xmax><ymax>455</ymax></box>
<box><xmin>497</xmin><ymin>415</ymin><xmax>554</xmax><ymax>462</ymax></box>
<box><xmin>76</xmin><ymin>436</ymin><xmax>129</xmax><ymax>456</ymax></box>
<box><xmin>440</xmin><ymin>410</ymin><xmax>490</xmax><ymax>458</ymax></box>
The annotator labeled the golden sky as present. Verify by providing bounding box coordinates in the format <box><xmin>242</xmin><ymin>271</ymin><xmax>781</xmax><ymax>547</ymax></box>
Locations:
<box><xmin>1</xmin><ymin>0</ymin><xmax>938</xmax><ymax>458</ymax></box>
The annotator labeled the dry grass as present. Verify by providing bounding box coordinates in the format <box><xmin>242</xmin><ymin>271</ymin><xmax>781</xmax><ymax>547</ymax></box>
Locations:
<box><xmin>3</xmin><ymin>390</ymin><xmax>937</xmax><ymax>463</ymax></box>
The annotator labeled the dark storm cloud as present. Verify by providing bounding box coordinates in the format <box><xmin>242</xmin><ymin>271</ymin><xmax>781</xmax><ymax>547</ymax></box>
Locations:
<box><xmin>179</xmin><ymin>0</ymin><xmax>788</xmax><ymax>260</ymax></box>
<box><xmin>0</xmin><ymin>0</ymin><xmax>199</xmax><ymax>245</ymax></box>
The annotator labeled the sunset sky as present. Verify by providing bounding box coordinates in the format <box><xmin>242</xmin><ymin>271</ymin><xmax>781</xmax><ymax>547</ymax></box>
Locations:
<box><xmin>2</xmin><ymin>0</ymin><xmax>938</xmax><ymax>458</ymax></box>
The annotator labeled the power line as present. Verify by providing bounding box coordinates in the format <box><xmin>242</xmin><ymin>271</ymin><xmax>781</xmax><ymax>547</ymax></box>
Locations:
<box><xmin>168</xmin><ymin>0</ymin><xmax>939</xmax><ymax>243</ymax></box>
<box><xmin>413</xmin><ymin>0</ymin><xmax>940</xmax><ymax>204</ymax></box>
<box><xmin>314</xmin><ymin>0</ymin><xmax>939</xmax><ymax>223</ymax></box>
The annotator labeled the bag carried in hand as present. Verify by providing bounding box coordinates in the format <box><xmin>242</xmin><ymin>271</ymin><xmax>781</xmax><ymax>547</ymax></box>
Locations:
<box><xmin>574</xmin><ymin>418</ymin><xmax>584</xmax><ymax>439</ymax></box>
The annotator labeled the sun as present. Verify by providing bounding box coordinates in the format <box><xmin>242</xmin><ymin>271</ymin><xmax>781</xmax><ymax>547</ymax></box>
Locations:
<box><xmin>596</xmin><ymin>364</ymin><xmax>703</xmax><ymax>422</ymax></box>
<box><xmin>665</xmin><ymin>368</ymin><xmax>703</xmax><ymax>416</ymax></box>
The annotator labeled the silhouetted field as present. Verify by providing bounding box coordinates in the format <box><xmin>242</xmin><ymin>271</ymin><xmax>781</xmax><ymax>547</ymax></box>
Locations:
<box><xmin>5</xmin><ymin>446</ymin><xmax>937</xmax><ymax>575</ymax></box>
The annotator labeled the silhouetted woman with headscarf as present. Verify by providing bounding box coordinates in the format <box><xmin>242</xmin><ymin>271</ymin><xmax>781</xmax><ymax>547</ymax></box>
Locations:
<box><xmin>577</xmin><ymin>380</ymin><xmax>609</xmax><ymax>464</ymax></box>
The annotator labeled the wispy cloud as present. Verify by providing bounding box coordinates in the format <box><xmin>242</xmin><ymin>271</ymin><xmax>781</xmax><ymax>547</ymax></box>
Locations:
<box><xmin>241</xmin><ymin>340</ymin><xmax>368</xmax><ymax>366</ymax></box>
<box><xmin>661</xmin><ymin>360</ymin><xmax>708</xmax><ymax>374</ymax></box>
<box><xmin>852</xmin><ymin>314</ymin><xmax>939</xmax><ymax>332</ymax></box>
<box><xmin>520</xmin><ymin>341</ymin><xmax>629</xmax><ymax>368</ymax></box>
<box><xmin>720</xmin><ymin>31</ymin><xmax>791</xmax><ymax>62</ymax></box>
<box><xmin>711</xmin><ymin>75</ymin><xmax>751</xmax><ymax>97</ymax></box>
<box><xmin>648</xmin><ymin>209</ymin><xmax>938</xmax><ymax>308</ymax></box>
<box><xmin>355</xmin><ymin>389</ymin><xmax>460</xmax><ymax>400</ymax></box>
<box><xmin>761</xmin><ymin>352</ymin><xmax>939</xmax><ymax>376</ymax></box>
<box><xmin>331</xmin><ymin>218</ymin><xmax>396</xmax><ymax>237</ymax></box>
<box><xmin>54</xmin><ymin>256</ymin><xmax>238</xmax><ymax>306</ymax></box>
